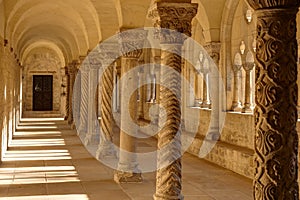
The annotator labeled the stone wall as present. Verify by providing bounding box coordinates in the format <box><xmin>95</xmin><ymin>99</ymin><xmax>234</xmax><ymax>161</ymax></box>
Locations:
<box><xmin>22</xmin><ymin>48</ymin><xmax>64</xmax><ymax>114</ymax></box>
<box><xmin>0</xmin><ymin>37</ymin><xmax>21</xmax><ymax>163</ymax></box>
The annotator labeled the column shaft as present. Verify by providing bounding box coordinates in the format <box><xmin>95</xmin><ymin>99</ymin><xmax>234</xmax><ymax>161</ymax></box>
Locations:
<box><xmin>253</xmin><ymin>8</ymin><xmax>299</xmax><ymax>199</ymax></box>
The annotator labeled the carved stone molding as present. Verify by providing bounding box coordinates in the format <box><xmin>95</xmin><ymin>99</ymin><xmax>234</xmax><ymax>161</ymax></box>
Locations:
<box><xmin>118</xmin><ymin>29</ymin><xmax>147</xmax><ymax>59</ymax></box>
<box><xmin>98</xmin><ymin>42</ymin><xmax>119</xmax><ymax>65</ymax></box>
<box><xmin>245</xmin><ymin>3</ymin><xmax>300</xmax><ymax>198</ymax></box>
<box><xmin>148</xmin><ymin>3</ymin><xmax>198</xmax><ymax>44</ymax></box>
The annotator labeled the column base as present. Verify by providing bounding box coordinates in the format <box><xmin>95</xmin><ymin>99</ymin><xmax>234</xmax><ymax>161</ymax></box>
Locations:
<box><xmin>194</xmin><ymin>99</ymin><xmax>201</xmax><ymax>107</ymax></box>
<box><xmin>231</xmin><ymin>101</ymin><xmax>242</xmax><ymax>112</ymax></box>
<box><xmin>206</xmin><ymin>131</ymin><xmax>220</xmax><ymax>141</ymax></box>
<box><xmin>96</xmin><ymin>143</ymin><xmax>117</xmax><ymax>159</ymax></box>
<box><xmin>84</xmin><ymin>133</ymin><xmax>99</xmax><ymax>146</ymax></box>
<box><xmin>114</xmin><ymin>171</ymin><xmax>143</xmax><ymax>183</ymax></box>
<box><xmin>242</xmin><ymin>104</ymin><xmax>253</xmax><ymax>113</ymax></box>
<box><xmin>153</xmin><ymin>193</ymin><xmax>184</xmax><ymax>200</ymax></box>
<box><xmin>201</xmin><ymin>102</ymin><xmax>211</xmax><ymax>109</ymax></box>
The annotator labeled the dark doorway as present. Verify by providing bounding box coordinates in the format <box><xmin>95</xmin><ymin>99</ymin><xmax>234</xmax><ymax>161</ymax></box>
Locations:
<box><xmin>33</xmin><ymin>75</ymin><xmax>53</xmax><ymax>111</ymax></box>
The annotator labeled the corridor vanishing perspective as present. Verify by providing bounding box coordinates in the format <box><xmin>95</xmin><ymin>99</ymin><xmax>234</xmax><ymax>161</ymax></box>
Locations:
<box><xmin>1</xmin><ymin>0</ymin><xmax>300</xmax><ymax>199</ymax></box>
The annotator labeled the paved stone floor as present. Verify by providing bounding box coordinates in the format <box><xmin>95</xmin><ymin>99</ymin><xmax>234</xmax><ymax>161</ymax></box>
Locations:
<box><xmin>0</xmin><ymin>118</ymin><xmax>252</xmax><ymax>200</ymax></box>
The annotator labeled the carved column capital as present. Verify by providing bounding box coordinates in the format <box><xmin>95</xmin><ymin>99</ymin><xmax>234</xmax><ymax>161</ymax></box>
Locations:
<box><xmin>118</xmin><ymin>29</ymin><xmax>148</xmax><ymax>59</ymax></box>
<box><xmin>232</xmin><ymin>64</ymin><xmax>242</xmax><ymax>73</ymax></box>
<box><xmin>204</xmin><ymin>42</ymin><xmax>221</xmax><ymax>65</ymax></box>
<box><xmin>148</xmin><ymin>2</ymin><xmax>198</xmax><ymax>44</ymax></box>
<box><xmin>247</xmin><ymin>0</ymin><xmax>300</xmax><ymax>10</ymax></box>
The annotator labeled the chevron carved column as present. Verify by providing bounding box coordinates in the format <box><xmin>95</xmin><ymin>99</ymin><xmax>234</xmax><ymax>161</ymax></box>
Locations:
<box><xmin>114</xmin><ymin>29</ymin><xmax>147</xmax><ymax>183</ymax></box>
<box><xmin>246</xmin><ymin>0</ymin><xmax>300</xmax><ymax>199</ymax></box>
<box><xmin>96</xmin><ymin>43</ymin><xmax>119</xmax><ymax>159</ymax></box>
<box><xmin>149</xmin><ymin>2</ymin><xmax>197</xmax><ymax>200</ymax></box>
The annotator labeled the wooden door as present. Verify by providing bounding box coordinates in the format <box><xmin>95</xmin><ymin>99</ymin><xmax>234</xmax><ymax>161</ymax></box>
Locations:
<box><xmin>33</xmin><ymin>75</ymin><xmax>53</xmax><ymax>111</ymax></box>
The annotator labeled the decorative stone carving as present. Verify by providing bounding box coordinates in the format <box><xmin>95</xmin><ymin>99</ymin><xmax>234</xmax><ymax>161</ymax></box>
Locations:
<box><xmin>246</xmin><ymin>1</ymin><xmax>300</xmax><ymax>198</ymax></box>
<box><xmin>149</xmin><ymin>3</ymin><xmax>197</xmax><ymax>200</ymax></box>
<box><xmin>119</xmin><ymin>29</ymin><xmax>147</xmax><ymax>59</ymax></box>
<box><xmin>148</xmin><ymin>2</ymin><xmax>198</xmax><ymax>44</ymax></box>
<box><xmin>96</xmin><ymin>43</ymin><xmax>119</xmax><ymax>159</ymax></box>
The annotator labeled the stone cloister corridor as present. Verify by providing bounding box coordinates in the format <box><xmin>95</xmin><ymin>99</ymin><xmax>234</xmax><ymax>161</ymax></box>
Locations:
<box><xmin>1</xmin><ymin>0</ymin><xmax>300</xmax><ymax>199</ymax></box>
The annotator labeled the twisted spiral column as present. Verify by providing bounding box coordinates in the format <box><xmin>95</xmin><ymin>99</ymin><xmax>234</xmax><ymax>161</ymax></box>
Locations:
<box><xmin>78</xmin><ymin>68</ymin><xmax>89</xmax><ymax>136</ymax></box>
<box><xmin>246</xmin><ymin>1</ymin><xmax>300</xmax><ymax>198</ymax></box>
<box><xmin>155</xmin><ymin>43</ymin><xmax>183</xmax><ymax>200</ymax></box>
<box><xmin>148</xmin><ymin>2</ymin><xmax>197</xmax><ymax>199</ymax></box>
<box><xmin>96</xmin><ymin>63</ymin><xmax>116</xmax><ymax>158</ymax></box>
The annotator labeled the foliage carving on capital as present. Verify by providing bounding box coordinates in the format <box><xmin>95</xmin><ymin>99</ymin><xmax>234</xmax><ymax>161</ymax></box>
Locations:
<box><xmin>148</xmin><ymin>3</ymin><xmax>198</xmax><ymax>44</ymax></box>
<box><xmin>246</xmin><ymin>0</ymin><xmax>300</xmax><ymax>10</ymax></box>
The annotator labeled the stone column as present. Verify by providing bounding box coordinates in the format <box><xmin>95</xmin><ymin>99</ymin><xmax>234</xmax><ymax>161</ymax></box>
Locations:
<box><xmin>149</xmin><ymin>2</ymin><xmax>197</xmax><ymax>199</ymax></box>
<box><xmin>78</xmin><ymin>66</ymin><xmax>89</xmax><ymax>137</ymax></box>
<box><xmin>114</xmin><ymin>29</ymin><xmax>147</xmax><ymax>183</ymax></box>
<box><xmin>73</xmin><ymin>56</ymin><xmax>84</xmax><ymax>129</ymax></box>
<box><xmin>137</xmin><ymin>67</ymin><xmax>146</xmax><ymax>120</ymax></box>
<box><xmin>67</xmin><ymin>61</ymin><xmax>77</xmax><ymax>126</ymax></box>
<box><xmin>231</xmin><ymin>64</ymin><xmax>242</xmax><ymax>111</ymax></box>
<box><xmin>246</xmin><ymin>1</ymin><xmax>300</xmax><ymax>198</ymax></box>
<box><xmin>205</xmin><ymin>42</ymin><xmax>221</xmax><ymax>140</ymax></box>
<box><xmin>84</xmin><ymin>52</ymin><xmax>101</xmax><ymax>146</ymax></box>
<box><xmin>65</xmin><ymin>67</ymin><xmax>70</xmax><ymax>120</ymax></box>
<box><xmin>96</xmin><ymin>43</ymin><xmax>118</xmax><ymax>159</ymax></box>
<box><xmin>194</xmin><ymin>72</ymin><xmax>201</xmax><ymax>107</ymax></box>
<box><xmin>200</xmin><ymin>70</ymin><xmax>210</xmax><ymax>108</ymax></box>
<box><xmin>241</xmin><ymin>60</ymin><xmax>254</xmax><ymax>113</ymax></box>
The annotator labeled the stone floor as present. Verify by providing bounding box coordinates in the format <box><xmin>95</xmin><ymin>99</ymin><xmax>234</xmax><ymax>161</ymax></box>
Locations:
<box><xmin>0</xmin><ymin>118</ymin><xmax>252</xmax><ymax>200</ymax></box>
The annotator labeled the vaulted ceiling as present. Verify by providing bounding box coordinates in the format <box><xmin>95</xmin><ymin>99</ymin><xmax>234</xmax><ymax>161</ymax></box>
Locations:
<box><xmin>0</xmin><ymin>0</ymin><xmax>227</xmax><ymax>67</ymax></box>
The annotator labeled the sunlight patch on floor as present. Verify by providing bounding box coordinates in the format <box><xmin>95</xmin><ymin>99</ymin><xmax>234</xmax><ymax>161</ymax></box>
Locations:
<box><xmin>0</xmin><ymin>194</ymin><xmax>89</xmax><ymax>200</ymax></box>
<box><xmin>3</xmin><ymin>150</ymin><xmax>71</xmax><ymax>161</ymax></box>
<box><xmin>9</xmin><ymin>139</ymin><xmax>66</xmax><ymax>147</ymax></box>
<box><xmin>0</xmin><ymin>166</ymin><xmax>80</xmax><ymax>185</ymax></box>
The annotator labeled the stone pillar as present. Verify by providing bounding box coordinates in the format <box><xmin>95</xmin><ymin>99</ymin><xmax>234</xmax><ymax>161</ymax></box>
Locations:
<box><xmin>194</xmin><ymin>72</ymin><xmax>201</xmax><ymax>107</ymax></box>
<box><xmin>149</xmin><ymin>2</ymin><xmax>197</xmax><ymax>199</ymax></box>
<box><xmin>231</xmin><ymin>64</ymin><xmax>242</xmax><ymax>111</ymax></box>
<box><xmin>65</xmin><ymin>67</ymin><xmax>70</xmax><ymax>120</ymax></box>
<box><xmin>200</xmin><ymin>71</ymin><xmax>210</xmax><ymax>108</ymax></box>
<box><xmin>241</xmin><ymin>61</ymin><xmax>254</xmax><ymax>113</ymax></box>
<box><xmin>67</xmin><ymin>61</ymin><xmax>77</xmax><ymax>126</ymax></box>
<box><xmin>137</xmin><ymin>68</ymin><xmax>146</xmax><ymax>120</ymax></box>
<box><xmin>114</xmin><ymin>29</ymin><xmax>147</xmax><ymax>183</ymax></box>
<box><xmin>96</xmin><ymin>43</ymin><xmax>118</xmax><ymax>159</ymax></box>
<box><xmin>205</xmin><ymin>42</ymin><xmax>221</xmax><ymax>140</ymax></box>
<box><xmin>246</xmin><ymin>1</ymin><xmax>300</xmax><ymax>199</ymax></box>
<box><xmin>84</xmin><ymin>52</ymin><xmax>101</xmax><ymax>146</ymax></box>
<box><xmin>73</xmin><ymin>56</ymin><xmax>84</xmax><ymax>129</ymax></box>
<box><xmin>78</xmin><ymin>66</ymin><xmax>89</xmax><ymax>137</ymax></box>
